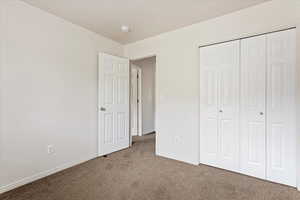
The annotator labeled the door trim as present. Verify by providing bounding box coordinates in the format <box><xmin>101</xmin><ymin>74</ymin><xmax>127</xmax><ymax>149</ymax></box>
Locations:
<box><xmin>130</xmin><ymin>55</ymin><xmax>158</xmax><ymax>155</ymax></box>
<box><xmin>130</xmin><ymin>64</ymin><xmax>143</xmax><ymax>138</ymax></box>
<box><xmin>198</xmin><ymin>27</ymin><xmax>296</xmax><ymax>48</ymax></box>
<box><xmin>137</xmin><ymin>67</ymin><xmax>143</xmax><ymax>136</ymax></box>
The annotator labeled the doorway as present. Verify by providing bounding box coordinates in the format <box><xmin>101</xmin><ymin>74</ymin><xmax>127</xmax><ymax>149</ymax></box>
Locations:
<box><xmin>130</xmin><ymin>56</ymin><xmax>156</xmax><ymax>146</ymax></box>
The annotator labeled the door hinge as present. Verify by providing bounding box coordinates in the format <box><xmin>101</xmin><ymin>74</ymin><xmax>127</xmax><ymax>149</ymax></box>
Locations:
<box><xmin>137</xmin><ymin>99</ymin><xmax>139</xmax><ymax>103</ymax></box>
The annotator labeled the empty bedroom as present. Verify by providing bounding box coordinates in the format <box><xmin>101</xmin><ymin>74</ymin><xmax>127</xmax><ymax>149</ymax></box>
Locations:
<box><xmin>0</xmin><ymin>0</ymin><xmax>300</xmax><ymax>199</ymax></box>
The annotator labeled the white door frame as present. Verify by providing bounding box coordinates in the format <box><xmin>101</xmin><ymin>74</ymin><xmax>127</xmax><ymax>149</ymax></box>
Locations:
<box><xmin>130</xmin><ymin>64</ymin><xmax>143</xmax><ymax>137</ymax></box>
<box><xmin>130</xmin><ymin>55</ymin><xmax>157</xmax><ymax>151</ymax></box>
<box><xmin>137</xmin><ymin>67</ymin><xmax>143</xmax><ymax>136</ymax></box>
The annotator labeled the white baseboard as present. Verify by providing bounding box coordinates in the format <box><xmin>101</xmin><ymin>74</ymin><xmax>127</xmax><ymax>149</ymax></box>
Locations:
<box><xmin>142</xmin><ymin>131</ymin><xmax>155</xmax><ymax>136</ymax></box>
<box><xmin>131</xmin><ymin>132</ymin><xmax>138</xmax><ymax>136</ymax></box>
<box><xmin>156</xmin><ymin>151</ymin><xmax>198</xmax><ymax>166</ymax></box>
<box><xmin>0</xmin><ymin>155</ymin><xmax>97</xmax><ymax>194</ymax></box>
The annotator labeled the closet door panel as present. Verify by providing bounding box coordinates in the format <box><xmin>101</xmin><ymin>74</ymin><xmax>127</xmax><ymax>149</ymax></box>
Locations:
<box><xmin>217</xmin><ymin>41</ymin><xmax>240</xmax><ymax>171</ymax></box>
<box><xmin>200</xmin><ymin>46</ymin><xmax>220</xmax><ymax>167</ymax></box>
<box><xmin>240</xmin><ymin>35</ymin><xmax>266</xmax><ymax>179</ymax></box>
<box><xmin>266</xmin><ymin>29</ymin><xmax>296</xmax><ymax>187</ymax></box>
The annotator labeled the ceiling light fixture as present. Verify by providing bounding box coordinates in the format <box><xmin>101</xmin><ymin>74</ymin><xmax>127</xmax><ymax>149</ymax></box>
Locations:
<box><xmin>121</xmin><ymin>25</ymin><xmax>130</xmax><ymax>33</ymax></box>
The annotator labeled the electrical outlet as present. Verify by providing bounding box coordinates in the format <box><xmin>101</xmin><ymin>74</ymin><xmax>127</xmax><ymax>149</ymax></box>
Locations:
<box><xmin>47</xmin><ymin>145</ymin><xmax>55</xmax><ymax>154</ymax></box>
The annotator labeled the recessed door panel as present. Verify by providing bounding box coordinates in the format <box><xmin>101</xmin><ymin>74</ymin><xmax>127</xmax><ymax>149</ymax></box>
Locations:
<box><xmin>116</xmin><ymin>112</ymin><xmax>127</xmax><ymax>140</ymax></box>
<box><xmin>104</xmin><ymin>75</ymin><xmax>114</xmax><ymax>104</ymax></box>
<box><xmin>266</xmin><ymin>29</ymin><xmax>296</xmax><ymax>187</ymax></box>
<box><xmin>219</xmin><ymin>119</ymin><xmax>235</xmax><ymax>159</ymax></box>
<box><xmin>240</xmin><ymin>35</ymin><xmax>266</xmax><ymax>179</ymax></box>
<box><xmin>104</xmin><ymin>113</ymin><xmax>114</xmax><ymax>144</ymax></box>
<box><xmin>201</xmin><ymin>118</ymin><xmax>219</xmax><ymax>166</ymax></box>
<box><xmin>270</xmin><ymin>124</ymin><xmax>284</xmax><ymax>169</ymax></box>
<box><xmin>116</xmin><ymin>75</ymin><xmax>128</xmax><ymax>104</ymax></box>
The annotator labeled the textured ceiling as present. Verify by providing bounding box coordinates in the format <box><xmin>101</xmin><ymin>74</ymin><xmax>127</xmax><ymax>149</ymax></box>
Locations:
<box><xmin>21</xmin><ymin>0</ymin><xmax>271</xmax><ymax>44</ymax></box>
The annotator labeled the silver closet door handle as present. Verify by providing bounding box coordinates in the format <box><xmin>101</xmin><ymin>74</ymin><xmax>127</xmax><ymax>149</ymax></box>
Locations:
<box><xmin>100</xmin><ymin>107</ymin><xmax>106</xmax><ymax>111</ymax></box>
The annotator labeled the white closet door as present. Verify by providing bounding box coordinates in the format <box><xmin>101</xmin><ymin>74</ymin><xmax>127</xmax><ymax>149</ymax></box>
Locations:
<box><xmin>217</xmin><ymin>41</ymin><xmax>240</xmax><ymax>172</ymax></box>
<box><xmin>240</xmin><ymin>35</ymin><xmax>266</xmax><ymax>179</ymax></box>
<box><xmin>266</xmin><ymin>29</ymin><xmax>296</xmax><ymax>187</ymax></box>
<box><xmin>200</xmin><ymin>41</ymin><xmax>240</xmax><ymax>171</ymax></box>
<box><xmin>200</xmin><ymin>45</ymin><xmax>220</xmax><ymax>167</ymax></box>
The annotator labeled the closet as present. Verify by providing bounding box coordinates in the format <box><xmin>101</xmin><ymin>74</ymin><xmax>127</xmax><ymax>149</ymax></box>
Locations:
<box><xmin>199</xmin><ymin>28</ymin><xmax>297</xmax><ymax>187</ymax></box>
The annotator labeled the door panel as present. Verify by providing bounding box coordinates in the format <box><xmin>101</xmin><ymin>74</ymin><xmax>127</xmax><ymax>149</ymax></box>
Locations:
<box><xmin>266</xmin><ymin>29</ymin><xmax>296</xmax><ymax>187</ymax></box>
<box><xmin>99</xmin><ymin>53</ymin><xmax>130</xmax><ymax>156</ymax></box>
<box><xmin>200</xmin><ymin>46</ymin><xmax>219</xmax><ymax>167</ymax></box>
<box><xmin>202</xmin><ymin>118</ymin><xmax>219</xmax><ymax>166</ymax></box>
<box><xmin>117</xmin><ymin>112</ymin><xmax>127</xmax><ymax>139</ymax></box>
<box><xmin>219</xmin><ymin>119</ymin><xmax>235</xmax><ymax>158</ymax></box>
<box><xmin>200</xmin><ymin>41</ymin><xmax>240</xmax><ymax>171</ymax></box>
<box><xmin>217</xmin><ymin>41</ymin><xmax>240</xmax><ymax>172</ymax></box>
<box><xmin>240</xmin><ymin>35</ymin><xmax>266</xmax><ymax>179</ymax></box>
<box><xmin>104</xmin><ymin>113</ymin><xmax>113</xmax><ymax>144</ymax></box>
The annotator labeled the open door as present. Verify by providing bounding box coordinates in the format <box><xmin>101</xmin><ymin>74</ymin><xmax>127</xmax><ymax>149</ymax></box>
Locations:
<box><xmin>98</xmin><ymin>53</ymin><xmax>130</xmax><ymax>156</ymax></box>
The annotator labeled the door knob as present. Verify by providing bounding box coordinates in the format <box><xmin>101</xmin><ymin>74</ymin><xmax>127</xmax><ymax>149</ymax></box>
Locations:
<box><xmin>219</xmin><ymin>110</ymin><xmax>223</xmax><ymax>113</ymax></box>
<box><xmin>100</xmin><ymin>107</ymin><xmax>106</xmax><ymax>111</ymax></box>
<box><xmin>260</xmin><ymin>112</ymin><xmax>264</xmax><ymax>115</ymax></box>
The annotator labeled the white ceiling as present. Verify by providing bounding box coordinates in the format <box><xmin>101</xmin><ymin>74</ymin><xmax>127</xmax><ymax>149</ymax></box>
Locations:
<box><xmin>21</xmin><ymin>0</ymin><xmax>271</xmax><ymax>44</ymax></box>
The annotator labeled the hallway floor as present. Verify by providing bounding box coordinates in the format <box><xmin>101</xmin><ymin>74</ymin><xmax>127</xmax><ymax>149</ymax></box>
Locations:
<box><xmin>1</xmin><ymin>134</ymin><xmax>300</xmax><ymax>200</ymax></box>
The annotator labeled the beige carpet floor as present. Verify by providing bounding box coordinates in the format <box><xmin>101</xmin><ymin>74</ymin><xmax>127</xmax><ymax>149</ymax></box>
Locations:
<box><xmin>1</xmin><ymin>133</ymin><xmax>300</xmax><ymax>200</ymax></box>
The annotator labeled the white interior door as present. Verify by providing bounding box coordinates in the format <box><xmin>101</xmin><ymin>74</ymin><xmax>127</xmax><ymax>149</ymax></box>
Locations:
<box><xmin>98</xmin><ymin>53</ymin><xmax>130</xmax><ymax>156</ymax></box>
<box><xmin>217</xmin><ymin>41</ymin><xmax>240</xmax><ymax>172</ymax></box>
<box><xmin>240</xmin><ymin>35</ymin><xmax>266</xmax><ymax>179</ymax></box>
<box><xmin>131</xmin><ymin>66</ymin><xmax>139</xmax><ymax>136</ymax></box>
<box><xmin>266</xmin><ymin>29</ymin><xmax>297</xmax><ymax>187</ymax></box>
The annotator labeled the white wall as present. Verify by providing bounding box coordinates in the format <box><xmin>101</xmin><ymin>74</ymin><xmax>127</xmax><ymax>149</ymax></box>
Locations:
<box><xmin>133</xmin><ymin>57</ymin><xmax>156</xmax><ymax>135</ymax></box>
<box><xmin>124</xmin><ymin>0</ymin><xmax>300</xmax><ymax>177</ymax></box>
<box><xmin>0</xmin><ymin>0</ymin><xmax>123</xmax><ymax>193</ymax></box>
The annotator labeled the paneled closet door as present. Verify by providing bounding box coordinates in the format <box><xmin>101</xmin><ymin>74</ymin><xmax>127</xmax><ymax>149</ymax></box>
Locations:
<box><xmin>266</xmin><ymin>29</ymin><xmax>297</xmax><ymax>187</ymax></box>
<box><xmin>200</xmin><ymin>41</ymin><xmax>240</xmax><ymax>172</ymax></box>
<box><xmin>200</xmin><ymin>45</ymin><xmax>220</xmax><ymax>168</ymax></box>
<box><xmin>240</xmin><ymin>35</ymin><xmax>266</xmax><ymax>179</ymax></box>
<box><xmin>217</xmin><ymin>41</ymin><xmax>240</xmax><ymax>172</ymax></box>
